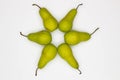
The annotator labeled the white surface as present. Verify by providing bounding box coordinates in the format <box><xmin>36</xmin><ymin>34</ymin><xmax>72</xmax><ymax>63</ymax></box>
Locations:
<box><xmin>0</xmin><ymin>0</ymin><xmax>120</xmax><ymax>80</ymax></box>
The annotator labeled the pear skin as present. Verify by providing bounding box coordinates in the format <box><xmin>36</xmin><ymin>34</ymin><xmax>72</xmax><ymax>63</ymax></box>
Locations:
<box><xmin>36</xmin><ymin>44</ymin><xmax>57</xmax><ymax>76</ymax></box>
<box><xmin>59</xmin><ymin>4</ymin><xmax>83</xmax><ymax>32</ymax></box>
<box><xmin>58</xmin><ymin>43</ymin><xmax>81</xmax><ymax>74</ymax></box>
<box><xmin>64</xmin><ymin>28</ymin><xmax>99</xmax><ymax>45</ymax></box>
<box><xmin>33</xmin><ymin>4</ymin><xmax>58</xmax><ymax>32</ymax></box>
<box><xmin>20</xmin><ymin>30</ymin><xmax>52</xmax><ymax>45</ymax></box>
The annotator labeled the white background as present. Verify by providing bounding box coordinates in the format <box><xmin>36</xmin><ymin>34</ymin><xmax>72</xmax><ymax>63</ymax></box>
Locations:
<box><xmin>0</xmin><ymin>0</ymin><xmax>120</xmax><ymax>80</ymax></box>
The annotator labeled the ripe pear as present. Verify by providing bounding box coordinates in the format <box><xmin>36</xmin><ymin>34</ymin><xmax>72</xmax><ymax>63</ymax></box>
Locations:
<box><xmin>59</xmin><ymin>4</ymin><xmax>83</xmax><ymax>32</ymax></box>
<box><xmin>58</xmin><ymin>43</ymin><xmax>81</xmax><ymax>74</ymax></box>
<box><xmin>64</xmin><ymin>28</ymin><xmax>99</xmax><ymax>45</ymax></box>
<box><xmin>35</xmin><ymin>44</ymin><xmax>57</xmax><ymax>76</ymax></box>
<box><xmin>33</xmin><ymin>4</ymin><xmax>58</xmax><ymax>32</ymax></box>
<box><xmin>20</xmin><ymin>30</ymin><xmax>52</xmax><ymax>45</ymax></box>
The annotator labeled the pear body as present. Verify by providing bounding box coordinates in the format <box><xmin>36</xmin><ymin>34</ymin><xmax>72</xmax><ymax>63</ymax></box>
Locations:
<box><xmin>38</xmin><ymin>44</ymin><xmax>57</xmax><ymax>69</ymax></box>
<box><xmin>79</xmin><ymin>32</ymin><xmax>91</xmax><ymax>41</ymax></box>
<box><xmin>58</xmin><ymin>43</ymin><xmax>79</xmax><ymax>69</ymax></box>
<box><xmin>59</xmin><ymin>9</ymin><xmax>77</xmax><ymax>32</ymax></box>
<box><xmin>28</xmin><ymin>30</ymin><xmax>52</xmax><ymax>45</ymax></box>
<box><xmin>39</xmin><ymin>8</ymin><xmax>58</xmax><ymax>32</ymax></box>
<box><xmin>64</xmin><ymin>30</ymin><xmax>91</xmax><ymax>45</ymax></box>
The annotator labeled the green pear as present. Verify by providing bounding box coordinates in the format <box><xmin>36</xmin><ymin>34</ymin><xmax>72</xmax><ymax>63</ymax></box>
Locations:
<box><xmin>20</xmin><ymin>30</ymin><xmax>52</xmax><ymax>45</ymax></box>
<box><xmin>58</xmin><ymin>43</ymin><xmax>81</xmax><ymax>74</ymax></box>
<box><xmin>59</xmin><ymin>4</ymin><xmax>83</xmax><ymax>32</ymax></box>
<box><xmin>33</xmin><ymin>4</ymin><xmax>58</xmax><ymax>32</ymax></box>
<box><xmin>35</xmin><ymin>43</ymin><xmax>57</xmax><ymax>76</ymax></box>
<box><xmin>64</xmin><ymin>28</ymin><xmax>99</xmax><ymax>45</ymax></box>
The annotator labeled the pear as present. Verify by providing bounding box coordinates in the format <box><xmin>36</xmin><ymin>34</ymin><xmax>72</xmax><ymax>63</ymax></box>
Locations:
<box><xmin>64</xmin><ymin>28</ymin><xmax>99</xmax><ymax>45</ymax></box>
<box><xmin>35</xmin><ymin>43</ymin><xmax>57</xmax><ymax>76</ymax></box>
<box><xmin>32</xmin><ymin>4</ymin><xmax>58</xmax><ymax>32</ymax></box>
<box><xmin>20</xmin><ymin>30</ymin><xmax>52</xmax><ymax>45</ymax></box>
<box><xmin>58</xmin><ymin>43</ymin><xmax>81</xmax><ymax>74</ymax></box>
<box><xmin>59</xmin><ymin>4</ymin><xmax>83</xmax><ymax>32</ymax></box>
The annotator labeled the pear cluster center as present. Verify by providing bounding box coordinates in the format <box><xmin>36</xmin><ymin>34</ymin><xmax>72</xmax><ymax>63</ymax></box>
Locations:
<box><xmin>51</xmin><ymin>30</ymin><xmax>64</xmax><ymax>46</ymax></box>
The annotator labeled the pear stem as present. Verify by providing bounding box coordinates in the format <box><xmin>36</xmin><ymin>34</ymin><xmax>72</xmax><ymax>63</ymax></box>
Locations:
<box><xmin>78</xmin><ymin>69</ymin><xmax>82</xmax><ymax>74</ymax></box>
<box><xmin>20</xmin><ymin>32</ymin><xmax>27</xmax><ymax>37</ymax></box>
<box><xmin>35</xmin><ymin>67</ymin><xmax>39</xmax><ymax>76</ymax></box>
<box><xmin>90</xmin><ymin>28</ymin><xmax>99</xmax><ymax>36</ymax></box>
<box><xmin>76</xmin><ymin>3</ymin><xmax>83</xmax><ymax>10</ymax></box>
<box><xmin>32</xmin><ymin>4</ymin><xmax>41</xmax><ymax>9</ymax></box>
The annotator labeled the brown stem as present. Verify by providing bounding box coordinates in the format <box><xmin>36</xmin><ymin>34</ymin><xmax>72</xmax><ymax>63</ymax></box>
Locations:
<box><xmin>35</xmin><ymin>67</ymin><xmax>39</xmax><ymax>76</ymax></box>
<box><xmin>90</xmin><ymin>28</ymin><xmax>99</xmax><ymax>36</ymax></box>
<box><xmin>32</xmin><ymin>4</ymin><xmax>41</xmax><ymax>9</ymax></box>
<box><xmin>78</xmin><ymin>69</ymin><xmax>82</xmax><ymax>74</ymax></box>
<box><xmin>20</xmin><ymin>32</ymin><xmax>27</xmax><ymax>37</ymax></box>
<box><xmin>76</xmin><ymin>3</ymin><xmax>83</xmax><ymax>10</ymax></box>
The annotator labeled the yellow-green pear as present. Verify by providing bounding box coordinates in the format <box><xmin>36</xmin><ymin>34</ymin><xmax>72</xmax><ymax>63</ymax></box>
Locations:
<box><xmin>20</xmin><ymin>30</ymin><xmax>52</xmax><ymax>45</ymax></box>
<box><xmin>33</xmin><ymin>4</ymin><xmax>58</xmax><ymax>32</ymax></box>
<box><xmin>58</xmin><ymin>43</ymin><xmax>81</xmax><ymax>74</ymax></box>
<box><xmin>64</xmin><ymin>28</ymin><xmax>99</xmax><ymax>45</ymax></box>
<box><xmin>59</xmin><ymin>4</ymin><xmax>83</xmax><ymax>32</ymax></box>
<box><xmin>35</xmin><ymin>44</ymin><xmax>57</xmax><ymax>76</ymax></box>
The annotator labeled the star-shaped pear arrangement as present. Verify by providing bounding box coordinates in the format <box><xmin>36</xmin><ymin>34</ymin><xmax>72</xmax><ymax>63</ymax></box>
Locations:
<box><xmin>20</xmin><ymin>3</ymin><xmax>99</xmax><ymax>76</ymax></box>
